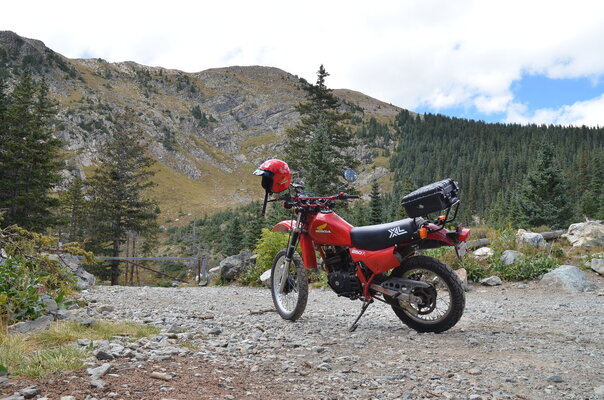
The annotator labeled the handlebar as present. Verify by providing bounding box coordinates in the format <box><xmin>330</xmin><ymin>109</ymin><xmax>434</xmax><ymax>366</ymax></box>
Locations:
<box><xmin>272</xmin><ymin>192</ymin><xmax>359</xmax><ymax>210</ymax></box>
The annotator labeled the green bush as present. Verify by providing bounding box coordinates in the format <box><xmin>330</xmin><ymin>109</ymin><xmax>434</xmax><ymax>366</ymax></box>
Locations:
<box><xmin>239</xmin><ymin>229</ymin><xmax>289</xmax><ymax>286</ymax></box>
<box><xmin>0</xmin><ymin>257</ymin><xmax>43</xmax><ymax>323</ymax></box>
<box><xmin>492</xmin><ymin>254</ymin><xmax>557</xmax><ymax>281</ymax></box>
<box><xmin>456</xmin><ymin>257</ymin><xmax>487</xmax><ymax>282</ymax></box>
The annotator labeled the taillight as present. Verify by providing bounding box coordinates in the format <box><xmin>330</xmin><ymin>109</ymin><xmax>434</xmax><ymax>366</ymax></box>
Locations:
<box><xmin>457</xmin><ymin>228</ymin><xmax>471</xmax><ymax>242</ymax></box>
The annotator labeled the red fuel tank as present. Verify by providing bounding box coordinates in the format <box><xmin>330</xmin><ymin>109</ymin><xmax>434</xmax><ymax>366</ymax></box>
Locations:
<box><xmin>308</xmin><ymin>212</ymin><xmax>353</xmax><ymax>246</ymax></box>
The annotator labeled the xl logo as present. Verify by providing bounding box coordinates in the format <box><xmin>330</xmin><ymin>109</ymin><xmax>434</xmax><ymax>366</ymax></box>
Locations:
<box><xmin>388</xmin><ymin>226</ymin><xmax>407</xmax><ymax>238</ymax></box>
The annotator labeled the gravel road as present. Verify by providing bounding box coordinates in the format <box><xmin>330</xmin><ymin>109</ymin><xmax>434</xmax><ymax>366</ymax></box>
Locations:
<box><xmin>76</xmin><ymin>275</ymin><xmax>604</xmax><ymax>400</ymax></box>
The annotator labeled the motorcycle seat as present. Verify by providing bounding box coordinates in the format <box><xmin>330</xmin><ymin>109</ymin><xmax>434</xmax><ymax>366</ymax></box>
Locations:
<box><xmin>350</xmin><ymin>218</ymin><xmax>418</xmax><ymax>251</ymax></box>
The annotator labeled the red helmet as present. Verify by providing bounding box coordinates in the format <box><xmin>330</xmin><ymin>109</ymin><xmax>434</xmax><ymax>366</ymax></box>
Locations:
<box><xmin>253</xmin><ymin>159</ymin><xmax>291</xmax><ymax>193</ymax></box>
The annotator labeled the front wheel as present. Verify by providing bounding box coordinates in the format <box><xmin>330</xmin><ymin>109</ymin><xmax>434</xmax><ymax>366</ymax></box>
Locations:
<box><xmin>388</xmin><ymin>255</ymin><xmax>465</xmax><ymax>333</ymax></box>
<box><xmin>270</xmin><ymin>249</ymin><xmax>308</xmax><ymax>321</ymax></box>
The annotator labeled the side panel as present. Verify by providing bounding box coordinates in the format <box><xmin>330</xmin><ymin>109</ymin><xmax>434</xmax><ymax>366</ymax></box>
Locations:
<box><xmin>350</xmin><ymin>246</ymin><xmax>400</xmax><ymax>274</ymax></box>
<box><xmin>308</xmin><ymin>212</ymin><xmax>353</xmax><ymax>246</ymax></box>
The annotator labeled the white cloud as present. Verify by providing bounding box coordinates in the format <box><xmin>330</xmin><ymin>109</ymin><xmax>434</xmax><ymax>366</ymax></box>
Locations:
<box><xmin>1</xmin><ymin>0</ymin><xmax>604</xmax><ymax>125</ymax></box>
<box><xmin>505</xmin><ymin>94</ymin><xmax>604</xmax><ymax>127</ymax></box>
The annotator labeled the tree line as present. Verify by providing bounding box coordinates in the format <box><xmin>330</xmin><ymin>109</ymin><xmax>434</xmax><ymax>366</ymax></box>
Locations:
<box><xmin>0</xmin><ymin>59</ymin><xmax>159</xmax><ymax>285</ymax></box>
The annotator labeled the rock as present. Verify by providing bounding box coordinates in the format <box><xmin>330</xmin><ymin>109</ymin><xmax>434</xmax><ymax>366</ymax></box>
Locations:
<box><xmin>541</xmin><ymin>265</ymin><xmax>596</xmax><ymax>293</ymax></box>
<box><xmin>61</xmin><ymin>396</ymin><xmax>77</xmax><ymax>400</ymax></box>
<box><xmin>1</xmin><ymin>395</ymin><xmax>25</xmax><ymax>400</ymax></box>
<box><xmin>516</xmin><ymin>229</ymin><xmax>548</xmax><ymax>248</ymax></box>
<box><xmin>98</xmin><ymin>305</ymin><xmax>115</xmax><ymax>313</ymax></box>
<box><xmin>219</xmin><ymin>250</ymin><xmax>255</xmax><ymax>281</ymax></box>
<box><xmin>594</xmin><ymin>385</ymin><xmax>604</xmax><ymax>397</ymax></box>
<box><xmin>501</xmin><ymin>250</ymin><xmax>522</xmax><ymax>266</ymax></box>
<box><xmin>472</xmin><ymin>247</ymin><xmax>494</xmax><ymax>259</ymax></box>
<box><xmin>454</xmin><ymin>268</ymin><xmax>469</xmax><ymax>291</ymax></box>
<box><xmin>468</xmin><ymin>368</ymin><xmax>482</xmax><ymax>375</ymax></box>
<box><xmin>8</xmin><ymin>315</ymin><xmax>53</xmax><ymax>334</ymax></box>
<box><xmin>90</xmin><ymin>379</ymin><xmax>105</xmax><ymax>389</ymax></box>
<box><xmin>54</xmin><ymin>309</ymin><xmax>70</xmax><ymax>320</ymax></box>
<box><xmin>547</xmin><ymin>374</ymin><xmax>564</xmax><ymax>383</ymax></box>
<box><xmin>590</xmin><ymin>258</ymin><xmax>604</xmax><ymax>275</ymax></box>
<box><xmin>316</xmin><ymin>363</ymin><xmax>332</xmax><ymax>371</ymax></box>
<box><xmin>479</xmin><ymin>276</ymin><xmax>502</xmax><ymax>286</ymax></box>
<box><xmin>260</xmin><ymin>269</ymin><xmax>272</xmax><ymax>288</ymax></box>
<box><xmin>17</xmin><ymin>386</ymin><xmax>41</xmax><ymax>399</ymax></box>
<box><xmin>150</xmin><ymin>371</ymin><xmax>172</xmax><ymax>381</ymax></box>
<box><xmin>564</xmin><ymin>221</ymin><xmax>604</xmax><ymax>248</ymax></box>
<box><xmin>39</xmin><ymin>294</ymin><xmax>58</xmax><ymax>314</ymax></box>
<box><xmin>87</xmin><ymin>363</ymin><xmax>112</xmax><ymax>379</ymax></box>
<box><xmin>45</xmin><ymin>253</ymin><xmax>96</xmax><ymax>289</ymax></box>
<box><xmin>94</xmin><ymin>350</ymin><xmax>115</xmax><ymax>361</ymax></box>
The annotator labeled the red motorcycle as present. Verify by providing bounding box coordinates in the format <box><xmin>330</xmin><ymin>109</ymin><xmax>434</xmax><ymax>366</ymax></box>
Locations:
<box><xmin>254</xmin><ymin>159</ymin><xmax>470</xmax><ymax>333</ymax></box>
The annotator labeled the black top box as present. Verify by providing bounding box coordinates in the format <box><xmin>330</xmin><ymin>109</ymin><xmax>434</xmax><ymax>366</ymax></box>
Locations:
<box><xmin>402</xmin><ymin>178</ymin><xmax>459</xmax><ymax>218</ymax></box>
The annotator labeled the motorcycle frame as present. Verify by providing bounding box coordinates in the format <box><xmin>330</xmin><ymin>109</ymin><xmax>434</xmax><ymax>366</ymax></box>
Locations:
<box><xmin>272</xmin><ymin>205</ymin><xmax>466</xmax><ymax>301</ymax></box>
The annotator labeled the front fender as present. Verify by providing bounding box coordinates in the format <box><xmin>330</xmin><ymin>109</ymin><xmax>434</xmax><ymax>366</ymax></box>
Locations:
<box><xmin>271</xmin><ymin>221</ymin><xmax>317</xmax><ymax>269</ymax></box>
<box><xmin>271</xmin><ymin>220</ymin><xmax>298</xmax><ymax>233</ymax></box>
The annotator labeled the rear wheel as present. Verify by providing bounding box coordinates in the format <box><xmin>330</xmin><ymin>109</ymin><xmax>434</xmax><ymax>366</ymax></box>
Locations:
<box><xmin>271</xmin><ymin>249</ymin><xmax>308</xmax><ymax>321</ymax></box>
<box><xmin>388</xmin><ymin>256</ymin><xmax>465</xmax><ymax>333</ymax></box>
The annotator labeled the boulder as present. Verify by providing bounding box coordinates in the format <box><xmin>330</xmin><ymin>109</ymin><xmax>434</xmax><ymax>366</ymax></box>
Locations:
<box><xmin>219</xmin><ymin>250</ymin><xmax>255</xmax><ymax>281</ymax></box>
<box><xmin>480</xmin><ymin>276</ymin><xmax>502</xmax><ymax>286</ymax></box>
<box><xmin>472</xmin><ymin>247</ymin><xmax>494</xmax><ymax>259</ymax></box>
<box><xmin>540</xmin><ymin>265</ymin><xmax>596</xmax><ymax>293</ymax></box>
<box><xmin>516</xmin><ymin>229</ymin><xmax>548</xmax><ymax>248</ymax></box>
<box><xmin>564</xmin><ymin>221</ymin><xmax>604</xmax><ymax>248</ymax></box>
<box><xmin>260</xmin><ymin>269</ymin><xmax>272</xmax><ymax>288</ymax></box>
<box><xmin>8</xmin><ymin>315</ymin><xmax>53</xmax><ymax>334</ymax></box>
<box><xmin>590</xmin><ymin>258</ymin><xmax>604</xmax><ymax>275</ymax></box>
<box><xmin>501</xmin><ymin>250</ymin><xmax>523</xmax><ymax>266</ymax></box>
<box><xmin>46</xmin><ymin>253</ymin><xmax>96</xmax><ymax>289</ymax></box>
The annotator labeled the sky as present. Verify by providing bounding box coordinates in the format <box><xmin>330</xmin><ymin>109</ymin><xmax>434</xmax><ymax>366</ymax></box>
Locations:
<box><xmin>2</xmin><ymin>0</ymin><xmax>604</xmax><ymax>127</ymax></box>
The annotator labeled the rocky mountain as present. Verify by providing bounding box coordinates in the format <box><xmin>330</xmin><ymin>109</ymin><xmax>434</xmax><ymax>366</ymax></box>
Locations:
<box><xmin>0</xmin><ymin>31</ymin><xmax>404</xmax><ymax>223</ymax></box>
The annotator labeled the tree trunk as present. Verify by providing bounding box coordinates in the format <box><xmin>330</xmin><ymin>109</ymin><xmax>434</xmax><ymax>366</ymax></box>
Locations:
<box><xmin>111</xmin><ymin>238</ymin><xmax>121</xmax><ymax>286</ymax></box>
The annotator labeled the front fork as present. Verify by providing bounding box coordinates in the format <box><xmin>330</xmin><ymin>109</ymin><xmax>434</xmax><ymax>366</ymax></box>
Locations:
<box><xmin>278</xmin><ymin>212</ymin><xmax>302</xmax><ymax>294</ymax></box>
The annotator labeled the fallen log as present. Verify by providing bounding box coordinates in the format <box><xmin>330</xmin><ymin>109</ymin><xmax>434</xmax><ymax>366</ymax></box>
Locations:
<box><xmin>466</xmin><ymin>230</ymin><xmax>566</xmax><ymax>250</ymax></box>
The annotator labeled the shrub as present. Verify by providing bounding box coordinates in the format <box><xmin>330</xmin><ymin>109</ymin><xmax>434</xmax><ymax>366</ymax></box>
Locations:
<box><xmin>0</xmin><ymin>257</ymin><xmax>43</xmax><ymax>323</ymax></box>
<box><xmin>492</xmin><ymin>254</ymin><xmax>557</xmax><ymax>281</ymax></box>
<box><xmin>456</xmin><ymin>257</ymin><xmax>487</xmax><ymax>282</ymax></box>
<box><xmin>239</xmin><ymin>229</ymin><xmax>289</xmax><ymax>286</ymax></box>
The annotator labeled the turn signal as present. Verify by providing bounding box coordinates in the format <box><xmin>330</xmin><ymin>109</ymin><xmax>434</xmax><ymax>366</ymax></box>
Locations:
<box><xmin>419</xmin><ymin>227</ymin><xmax>428</xmax><ymax>239</ymax></box>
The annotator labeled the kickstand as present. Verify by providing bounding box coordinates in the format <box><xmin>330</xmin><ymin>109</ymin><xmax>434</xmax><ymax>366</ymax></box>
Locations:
<box><xmin>349</xmin><ymin>300</ymin><xmax>372</xmax><ymax>332</ymax></box>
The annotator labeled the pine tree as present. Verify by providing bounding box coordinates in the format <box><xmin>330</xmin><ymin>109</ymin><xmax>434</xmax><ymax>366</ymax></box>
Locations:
<box><xmin>517</xmin><ymin>145</ymin><xmax>572</xmax><ymax>228</ymax></box>
<box><xmin>369</xmin><ymin>181</ymin><xmax>383</xmax><ymax>224</ymax></box>
<box><xmin>224</xmin><ymin>216</ymin><xmax>244</xmax><ymax>256</ymax></box>
<box><xmin>284</xmin><ymin>65</ymin><xmax>355</xmax><ymax>195</ymax></box>
<box><xmin>87</xmin><ymin>109</ymin><xmax>159</xmax><ymax>285</ymax></box>
<box><xmin>0</xmin><ymin>72</ymin><xmax>63</xmax><ymax>230</ymax></box>
<box><xmin>305</xmin><ymin>119</ymin><xmax>333</xmax><ymax>195</ymax></box>
<box><xmin>242</xmin><ymin>213</ymin><xmax>264</xmax><ymax>251</ymax></box>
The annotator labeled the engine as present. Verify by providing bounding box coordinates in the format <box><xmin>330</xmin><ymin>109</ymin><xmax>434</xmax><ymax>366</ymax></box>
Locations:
<box><xmin>323</xmin><ymin>247</ymin><xmax>361</xmax><ymax>298</ymax></box>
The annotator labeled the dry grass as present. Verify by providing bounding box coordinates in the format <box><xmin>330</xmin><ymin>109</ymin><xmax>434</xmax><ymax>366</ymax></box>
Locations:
<box><xmin>0</xmin><ymin>320</ymin><xmax>159</xmax><ymax>377</ymax></box>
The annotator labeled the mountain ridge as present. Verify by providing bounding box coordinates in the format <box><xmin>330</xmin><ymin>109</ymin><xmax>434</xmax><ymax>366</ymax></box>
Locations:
<box><xmin>0</xmin><ymin>31</ymin><xmax>406</xmax><ymax>224</ymax></box>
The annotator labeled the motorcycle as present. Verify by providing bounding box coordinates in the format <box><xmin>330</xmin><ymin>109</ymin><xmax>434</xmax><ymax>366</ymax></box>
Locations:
<box><xmin>254</xmin><ymin>160</ymin><xmax>470</xmax><ymax>333</ymax></box>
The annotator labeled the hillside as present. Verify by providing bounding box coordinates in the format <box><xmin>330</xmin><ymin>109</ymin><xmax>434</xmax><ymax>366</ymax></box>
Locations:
<box><xmin>0</xmin><ymin>31</ymin><xmax>402</xmax><ymax>224</ymax></box>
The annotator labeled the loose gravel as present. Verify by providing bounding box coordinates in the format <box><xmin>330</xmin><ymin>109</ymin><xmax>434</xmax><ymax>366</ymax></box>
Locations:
<box><xmin>4</xmin><ymin>275</ymin><xmax>604</xmax><ymax>400</ymax></box>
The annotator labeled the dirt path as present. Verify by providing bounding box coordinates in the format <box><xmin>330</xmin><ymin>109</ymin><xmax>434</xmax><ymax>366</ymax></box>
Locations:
<box><xmin>2</xmin><ymin>275</ymin><xmax>603</xmax><ymax>400</ymax></box>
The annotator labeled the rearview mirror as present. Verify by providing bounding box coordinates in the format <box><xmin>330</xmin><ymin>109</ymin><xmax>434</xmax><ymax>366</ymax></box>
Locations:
<box><xmin>343</xmin><ymin>169</ymin><xmax>358</xmax><ymax>182</ymax></box>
